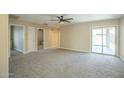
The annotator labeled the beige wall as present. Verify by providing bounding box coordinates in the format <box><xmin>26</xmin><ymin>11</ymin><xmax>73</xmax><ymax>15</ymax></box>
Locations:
<box><xmin>0</xmin><ymin>14</ymin><xmax>8</xmax><ymax>78</ymax></box>
<box><xmin>60</xmin><ymin>19</ymin><xmax>119</xmax><ymax>53</ymax></box>
<box><xmin>44</xmin><ymin>28</ymin><xmax>60</xmax><ymax>48</ymax></box>
<box><xmin>120</xmin><ymin>16</ymin><xmax>124</xmax><ymax>60</ymax></box>
<box><xmin>51</xmin><ymin>30</ymin><xmax>60</xmax><ymax>48</ymax></box>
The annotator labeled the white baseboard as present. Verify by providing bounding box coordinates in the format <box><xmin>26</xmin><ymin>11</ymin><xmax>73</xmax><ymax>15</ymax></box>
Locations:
<box><xmin>44</xmin><ymin>47</ymin><xmax>53</xmax><ymax>49</ymax></box>
<box><xmin>120</xmin><ymin>56</ymin><xmax>124</xmax><ymax>62</ymax></box>
<box><xmin>23</xmin><ymin>51</ymin><xmax>29</xmax><ymax>54</ymax></box>
<box><xmin>44</xmin><ymin>47</ymin><xmax>59</xmax><ymax>49</ymax></box>
<box><xmin>59</xmin><ymin>47</ymin><xmax>89</xmax><ymax>53</ymax></box>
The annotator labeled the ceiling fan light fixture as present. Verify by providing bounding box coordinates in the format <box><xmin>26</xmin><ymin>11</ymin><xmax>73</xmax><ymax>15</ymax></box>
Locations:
<box><xmin>60</xmin><ymin>21</ymin><xmax>64</xmax><ymax>24</ymax></box>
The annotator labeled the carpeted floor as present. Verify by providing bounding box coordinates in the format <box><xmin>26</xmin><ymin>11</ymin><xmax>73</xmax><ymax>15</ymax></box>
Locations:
<box><xmin>9</xmin><ymin>49</ymin><xmax>124</xmax><ymax>78</ymax></box>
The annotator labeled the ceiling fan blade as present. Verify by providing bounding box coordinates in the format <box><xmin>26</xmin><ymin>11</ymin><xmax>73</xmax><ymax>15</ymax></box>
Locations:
<box><xmin>64</xmin><ymin>20</ymin><xmax>71</xmax><ymax>23</ymax></box>
<box><xmin>49</xmin><ymin>20</ymin><xmax>58</xmax><ymax>21</ymax></box>
<box><xmin>64</xmin><ymin>18</ymin><xmax>73</xmax><ymax>20</ymax></box>
<box><xmin>57</xmin><ymin>16</ymin><xmax>61</xmax><ymax>19</ymax></box>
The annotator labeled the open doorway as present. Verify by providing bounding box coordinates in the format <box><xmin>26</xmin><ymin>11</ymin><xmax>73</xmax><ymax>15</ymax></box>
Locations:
<box><xmin>92</xmin><ymin>27</ymin><xmax>117</xmax><ymax>55</ymax></box>
<box><xmin>10</xmin><ymin>25</ymin><xmax>25</xmax><ymax>57</ymax></box>
<box><xmin>37</xmin><ymin>28</ymin><xmax>44</xmax><ymax>50</ymax></box>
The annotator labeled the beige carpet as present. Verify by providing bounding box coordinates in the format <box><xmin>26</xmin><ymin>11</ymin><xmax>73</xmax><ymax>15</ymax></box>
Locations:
<box><xmin>9</xmin><ymin>49</ymin><xmax>124</xmax><ymax>78</ymax></box>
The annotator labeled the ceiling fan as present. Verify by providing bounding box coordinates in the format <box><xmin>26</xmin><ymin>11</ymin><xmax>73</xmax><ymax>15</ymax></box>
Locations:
<box><xmin>50</xmin><ymin>15</ymin><xmax>73</xmax><ymax>24</ymax></box>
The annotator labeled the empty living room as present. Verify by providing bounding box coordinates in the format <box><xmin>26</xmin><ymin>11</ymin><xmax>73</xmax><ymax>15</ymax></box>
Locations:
<box><xmin>0</xmin><ymin>14</ymin><xmax>124</xmax><ymax>78</ymax></box>
<box><xmin>1</xmin><ymin>0</ymin><xmax>124</xmax><ymax>93</ymax></box>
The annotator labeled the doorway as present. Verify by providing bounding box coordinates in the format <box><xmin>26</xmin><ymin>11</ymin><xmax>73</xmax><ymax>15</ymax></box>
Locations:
<box><xmin>10</xmin><ymin>25</ymin><xmax>25</xmax><ymax>56</ymax></box>
<box><xmin>37</xmin><ymin>29</ymin><xmax>44</xmax><ymax>50</ymax></box>
<box><xmin>92</xmin><ymin>27</ymin><xmax>116</xmax><ymax>55</ymax></box>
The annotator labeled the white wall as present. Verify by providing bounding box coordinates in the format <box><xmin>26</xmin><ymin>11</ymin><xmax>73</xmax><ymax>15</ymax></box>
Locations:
<box><xmin>27</xmin><ymin>26</ymin><xmax>37</xmax><ymax>52</ymax></box>
<box><xmin>120</xmin><ymin>17</ymin><xmax>124</xmax><ymax>61</ymax></box>
<box><xmin>12</xmin><ymin>26</ymin><xmax>24</xmax><ymax>52</ymax></box>
<box><xmin>60</xmin><ymin>19</ymin><xmax>119</xmax><ymax>53</ymax></box>
<box><xmin>0</xmin><ymin>14</ymin><xmax>8</xmax><ymax>78</ymax></box>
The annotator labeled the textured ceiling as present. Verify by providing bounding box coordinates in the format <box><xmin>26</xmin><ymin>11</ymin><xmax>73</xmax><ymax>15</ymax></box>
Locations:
<box><xmin>14</xmin><ymin>14</ymin><xmax>123</xmax><ymax>27</ymax></box>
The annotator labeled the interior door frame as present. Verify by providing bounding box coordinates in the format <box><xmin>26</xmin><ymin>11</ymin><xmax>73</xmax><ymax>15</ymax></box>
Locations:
<box><xmin>9</xmin><ymin>24</ymin><xmax>26</xmax><ymax>57</ymax></box>
<box><xmin>91</xmin><ymin>26</ymin><xmax>119</xmax><ymax>56</ymax></box>
<box><xmin>36</xmin><ymin>28</ymin><xmax>45</xmax><ymax>50</ymax></box>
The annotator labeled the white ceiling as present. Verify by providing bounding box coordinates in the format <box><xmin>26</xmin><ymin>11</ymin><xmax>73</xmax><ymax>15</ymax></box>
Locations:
<box><xmin>15</xmin><ymin>14</ymin><xmax>123</xmax><ymax>27</ymax></box>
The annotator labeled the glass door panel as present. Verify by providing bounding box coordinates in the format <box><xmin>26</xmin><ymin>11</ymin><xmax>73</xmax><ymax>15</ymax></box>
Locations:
<box><xmin>92</xmin><ymin>28</ymin><xmax>102</xmax><ymax>53</ymax></box>
<box><xmin>103</xmin><ymin>27</ymin><xmax>116</xmax><ymax>55</ymax></box>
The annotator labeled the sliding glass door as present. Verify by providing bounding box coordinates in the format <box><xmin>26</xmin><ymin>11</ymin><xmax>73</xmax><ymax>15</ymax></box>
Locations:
<box><xmin>92</xmin><ymin>28</ymin><xmax>102</xmax><ymax>53</ymax></box>
<box><xmin>92</xmin><ymin>27</ymin><xmax>116</xmax><ymax>55</ymax></box>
